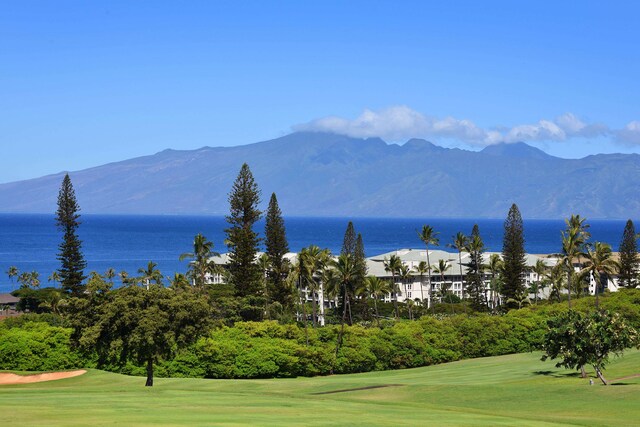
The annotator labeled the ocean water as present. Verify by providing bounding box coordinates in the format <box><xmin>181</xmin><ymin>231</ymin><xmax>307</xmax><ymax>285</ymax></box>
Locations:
<box><xmin>0</xmin><ymin>213</ymin><xmax>634</xmax><ymax>293</ymax></box>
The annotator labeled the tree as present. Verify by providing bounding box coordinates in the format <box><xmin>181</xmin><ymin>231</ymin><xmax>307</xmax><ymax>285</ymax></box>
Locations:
<box><xmin>529</xmin><ymin>259</ymin><xmax>548</xmax><ymax>304</ymax></box>
<box><xmin>412</xmin><ymin>261</ymin><xmax>429</xmax><ymax>310</ymax></box>
<box><xmin>542</xmin><ymin>310</ymin><xmax>639</xmax><ymax>385</ymax></box>
<box><xmin>501</xmin><ymin>204</ymin><xmax>527</xmax><ymax>307</ymax></box>
<box><xmin>264</xmin><ymin>193</ymin><xmax>291</xmax><ymax>308</ymax></box>
<box><xmin>56</xmin><ymin>174</ymin><xmax>86</xmax><ymax>297</ymax></box>
<box><xmin>225</xmin><ymin>163</ymin><xmax>262</xmax><ymax>300</ymax></box>
<box><xmin>358</xmin><ymin>276</ymin><xmax>391</xmax><ymax>326</ymax></box>
<box><xmin>179</xmin><ymin>233</ymin><xmax>220</xmax><ymax>292</ymax></box>
<box><xmin>76</xmin><ymin>284</ymin><xmax>211</xmax><ymax>386</ymax></box>
<box><xmin>582</xmin><ymin>242</ymin><xmax>619</xmax><ymax>309</ymax></box>
<box><xmin>332</xmin><ymin>253</ymin><xmax>363</xmax><ymax>359</ymax></box>
<box><xmin>484</xmin><ymin>253</ymin><xmax>503</xmax><ymax>310</ymax></box>
<box><xmin>341</xmin><ymin>221</ymin><xmax>357</xmax><ymax>257</ymax></box>
<box><xmin>6</xmin><ymin>266</ymin><xmax>18</xmax><ymax>285</ymax></box>
<box><xmin>433</xmin><ymin>259</ymin><xmax>452</xmax><ymax>313</ymax></box>
<box><xmin>383</xmin><ymin>254</ymin><xmax>402</xmax><ymax>318</ymax></box>
<box><xmin>448</xmin><ymin>232</ymin><xmax>468</xmax><ymax>301</ymax></box>
<box><xmin>465</xmin><ymin>225</ymin><xmax>487</xmax><ymax>311</ymax></box>
<box><xmin>137</xmin><ymin>261</ymin><xmax>163</xmax><ymax>289</ymax></box>
<box><xmin>618</xmin><ymin>219</ymin><xmax>638</xmax><ymax>288</ymax></box>
<box><xmin>561</xmin><ymin>214</ymin><xmax>590</xmax><ymax>308</ymax></box>
<box><xmin>418</xmin><ymin>225</ymin><xmax>439</xmax><ymax>307</ymax></box>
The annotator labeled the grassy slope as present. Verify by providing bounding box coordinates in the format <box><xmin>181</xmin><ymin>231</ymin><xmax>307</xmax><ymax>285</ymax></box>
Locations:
<box><xmin>1</xmin><ymin>350</ymin><xmax>638</xmax><ymax>426</ymax></box>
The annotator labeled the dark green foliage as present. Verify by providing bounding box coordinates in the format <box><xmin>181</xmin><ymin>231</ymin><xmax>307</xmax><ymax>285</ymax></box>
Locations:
<box><xmin>0</xmin><ymin>322</ymin><xmax>83</xmax><ymax>371</ymax></box>
<box><xmin>618</xmin><ymin>219</ymin><xmax>638</xmax><ymax>288</ymax></box>
<box><xmin>225</xmin><ymin>164</ymin><xmax>262</xmax><ymax>301</ymax></box>
<box><xmin>542</xmin><ymin>309</ymin><xmax>639</xmax><ymax>384</ymax></box>
<box><xmin>264</xmin><ymin>193</ymin><xmax>291</xmax><ymax>308</ymax></box>
<box><xmin>72</xmin><ymin>283</ymin><xmax>211</xmax><ymax>386</ymax></box>
<box><xmin>502</xmin><ymin>204</ymin><xmax>527</xmax><ymax>306</ymax></box>
<box><xmin>341</xmin><ymin>221</ymin><xmax>356</xmax><ymax>256</ymax></box>
<box><xmin>11</xmin><ymin>287</ymin><xmax>64</xmax><ymax>314</ymax></box>
<box><xmin>56</xmin><ymin>174</ymin><xmax>86</xmax><ymax>297</ymax></box>
<box><xmin>465</xmin><ymin>224</ymin><xmax>487</xmax><ymax>311</ymax></box>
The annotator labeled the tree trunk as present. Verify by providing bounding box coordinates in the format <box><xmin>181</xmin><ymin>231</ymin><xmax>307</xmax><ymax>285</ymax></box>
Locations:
<box><xmin>580</xmin><ymin>365</ymin><xmax>587</xmax><ymax>378</ymax></box>
<box><xmin>567</xmin><ymin>269</ymin><xmax>572</xmax><ymax>309</ymax></box>
<box><xmin>594</xmin><ymin>365</ymin><xmax>608</xmax><ymax>385</ymax></box>
<box><xmin>145</xmin><ymin>357</ymin><xmax>154</xmax><ymax>387</ymax></box>
<box><xmin>374</xmin><ymin>297</ymin><xmax>380</xmax><ymax>327</ymax></box>
<box><xmin>392</xmin><ymin>274</ymin><xmax>399</xmax><ymax>318</ymax></box>
<box><xmin>334</xmin><ymin>289</ymin><xmax>349</xmax><ymax>361</ymax></box>
<box><xmin>312</xmin><ymin>290</ymin><xmax>317</xmax><ymax>327</ymax></box>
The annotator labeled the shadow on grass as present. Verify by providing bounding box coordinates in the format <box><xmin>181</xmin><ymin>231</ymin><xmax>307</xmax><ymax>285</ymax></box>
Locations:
<box><xmin>311</xmin><ymin>384</ymin><xmax>404</xmax><ymax>395</ymax></box>
<box><xmin>533</xmin><ymin>370</ymin><xmax>582</xmax><ymax>378</ymax></box>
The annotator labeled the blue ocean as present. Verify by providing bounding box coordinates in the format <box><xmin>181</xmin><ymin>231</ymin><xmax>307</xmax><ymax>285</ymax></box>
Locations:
<box><xmin>0</xmin><ymin>213</ymin><xmax>634</xmax><ymax>293</ymax></box>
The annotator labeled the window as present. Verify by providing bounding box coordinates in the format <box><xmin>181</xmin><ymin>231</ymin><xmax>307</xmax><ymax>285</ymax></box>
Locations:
<box><xmin>408</xmin><ymin>292</ymin><xmax>412</xmax><ymax>298</ymax></box>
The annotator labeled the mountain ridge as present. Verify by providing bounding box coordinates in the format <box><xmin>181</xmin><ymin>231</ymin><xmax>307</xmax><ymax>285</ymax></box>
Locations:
<box><xmin>0</xmin><ymin>132</ymin><xmax>637</xmax><ymax>219</ymax></box>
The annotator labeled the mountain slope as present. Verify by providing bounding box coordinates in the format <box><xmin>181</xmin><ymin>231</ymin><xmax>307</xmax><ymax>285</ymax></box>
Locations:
<box><xmin>0</xmin><ymin>132</ymin><xmax>638</xmax><ymax>219</ymax></box>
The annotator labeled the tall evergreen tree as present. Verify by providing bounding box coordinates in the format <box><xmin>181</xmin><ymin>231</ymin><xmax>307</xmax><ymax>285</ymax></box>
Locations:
<box><xmin>56</xmin><ymin>174</ymin><xmax>86</xmax><ymax>297</ymax></box>
<box><xmin>264</xmin><ymin>193</ymin><xmax>291</xmax><ymax>308</ymax></box>
<box><xmin>618</xmin><ymin>219</ymin><xmax>638</xmax><ymax>288</ymax></box>
<box><xmin>501</xmin><ymin>204</ymin><xmax>527</xmax><ymax>308</ymax></box>
<box><xmin>354</xmin><ymin>233</ymin><xmax>367</xmax><ymax>279</ymax></box>
<box><xmin>225</xmin><ymin>163</ymin><xmax>262</xmax><ymax>299</ymax></box>
<box><xmin>465</xmin><ymin>224</ymin><xmax>487</xmax><ymax>311</ymax></box>
<box><xmin>341</xmin><ymin>221</ymin><xmax>357</xmax><ymax>256</ymax></box>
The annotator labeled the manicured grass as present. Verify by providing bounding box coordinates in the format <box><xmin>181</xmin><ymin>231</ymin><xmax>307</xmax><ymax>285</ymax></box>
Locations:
<box><xmin>1</xmin><ymin>350</ymin><xmax>639</xmax><ymax>426</ymax></box>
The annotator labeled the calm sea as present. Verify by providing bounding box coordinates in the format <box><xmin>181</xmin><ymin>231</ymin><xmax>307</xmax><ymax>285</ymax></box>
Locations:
<box><xmin>0</xmin><ymin>213</ymin><xmax>634</xmax><ymax>292</ymax></box>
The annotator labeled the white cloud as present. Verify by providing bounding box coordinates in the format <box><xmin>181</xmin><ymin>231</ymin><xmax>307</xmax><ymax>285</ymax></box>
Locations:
<box><xmin>616</xmin><ymin>121</ymin><xmax>640</xmax><ymax>145</ymax></box>
<box><xmin>294</xmin><ymin>106</ymin><xmax>631</xmax><ymax>146</ymax></box>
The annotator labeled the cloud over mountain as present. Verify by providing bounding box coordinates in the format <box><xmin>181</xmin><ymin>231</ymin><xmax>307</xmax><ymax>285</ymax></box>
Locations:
<box><xmin>294</xmin><ymin>107</ymin><xmax>636</xmax><ymax>146</ymax></box>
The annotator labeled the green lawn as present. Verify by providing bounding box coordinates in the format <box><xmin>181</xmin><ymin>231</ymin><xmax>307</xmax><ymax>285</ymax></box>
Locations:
<box><xmin>1</xmin><ymin>350</ymin><xmax>639</xmax><ymax>426</ymax></box>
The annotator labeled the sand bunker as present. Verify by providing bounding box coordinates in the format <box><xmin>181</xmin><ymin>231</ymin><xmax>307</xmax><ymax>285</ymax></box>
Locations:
<box><xmin>0</xmin><ymin>370</ymin><xmax>86</xmax><ymax>385</ymax></box>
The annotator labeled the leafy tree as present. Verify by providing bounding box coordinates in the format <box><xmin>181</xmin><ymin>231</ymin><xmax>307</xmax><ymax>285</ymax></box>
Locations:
<box><xmin>529</xmin><ymin>259</ymin><xmax>548</xmax><ymax>304</ymax></box>
<box><xmin>582</xmin><ymin>242</ymin><xmax>619</xmax><ymax>309</ymax></box>
<box><xmin>332</xmin><ymin>253</ymin><xmax>363</xmax><ymax>359</ymax></box>
<box><xmin>179</xmin><ymin>233</ymin><xmax>220</xmax><ymax>292</ymax></box>
<box><xmin>542</xmin><ymin>310</ymin><xmax>639</xmax><ymax>385</ymax></box>
<box><xmin>225</xmin><ymin>163</ymin><xmax>263</xmax><ymax>301</ymax></box>
<box><xmin>465</xmin><ymin>225</ymin><xmax>487</xmax><ymax>311</ymax></box>
<box><xmin>501</xmin><ymin>204</ymin><xmax>527</xmax><ymax>307</ymax></box>
<box><xmin>55</xmin><ymin>174</ymin><xmax>86</xmax><ymax>297</ymax></box>
<box><xmin>264</xmin><ymin>193</ymin><xmax>291</xmax><ymax>309</ymax></box>
<box><xmin>76</xmin><ymin>283</ymin><xmax>211</xmax><ymax>386</ymax></box>
<box><xmin>618</xmin><ymin>219</ymin><xmax>638</xmax><ymax>288</ymax></box>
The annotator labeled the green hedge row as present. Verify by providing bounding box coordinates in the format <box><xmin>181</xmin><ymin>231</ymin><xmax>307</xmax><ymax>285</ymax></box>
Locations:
<box><xmin>2</xmin><ymin>289</ymin><xmax>638</xmax><ymax>378</ymax></box>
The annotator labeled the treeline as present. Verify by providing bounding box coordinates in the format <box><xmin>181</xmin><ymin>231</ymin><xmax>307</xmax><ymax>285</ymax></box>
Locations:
<box><xmin>3</xmin><ymin>165</ymin><xmax>640</xmax><ymax>386</ymax></box>
<box><xmin>2</xmin><ymin>289</ymin><xmax>639</xmax><ymax>378</ymax></box>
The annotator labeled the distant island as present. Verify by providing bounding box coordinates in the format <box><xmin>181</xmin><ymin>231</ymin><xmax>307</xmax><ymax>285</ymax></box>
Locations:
<box><xmin>0</xmin><ymin>131</ymin><xmax>638</xmax><ymax>218</ymax></box>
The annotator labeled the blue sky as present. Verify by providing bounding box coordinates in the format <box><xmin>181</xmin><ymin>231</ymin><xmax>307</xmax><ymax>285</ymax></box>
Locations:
<box><xmin>2</xmin><ymin>1</ymin><xmax>639</xmax><ymax>183</ymax></box>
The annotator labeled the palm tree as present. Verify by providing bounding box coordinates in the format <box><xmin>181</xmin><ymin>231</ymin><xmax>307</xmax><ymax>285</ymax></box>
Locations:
<box><xmin>505</xmin><ymin>295</ymin><xmax>531</xmax><ymax>309</ymax></box>
<box><xmin>299</xmin><ymin>246</ymin><xmax>327</xmax><ymax>327</ymax></box>
<box><xmin>332</xmin><ymin>253</ymin><xmax>363</xmax><ymax>359</ymax></box>
<box><xmin>582</xmin><ymin>242</ymin><xmax>619</xmax><ymax>309</ymax></box>
<box><xmin>546</xmin><ymin>263</ymin><xmax>566</xmax><ymax>303</ymax></box>
<box><xmin>179</xmin><ymin>233</ymin><xmax>220</xmax><ymax>292</ymax></box>
<box><xmin>48</xmin><ymin>271</ymin><xmax>61</xmax><ymax>288</ymax></box>
<box><xmin>530</xmin><ymin>259</ymin><xmax>548</xmax><ymax>304</ymax></box>
<box><xmin>412</xmin><ymin>261</ymin><xmax>429</xmax><ymax>312</ymax></box>
<box><xmin>6</xmin><ymin>266</ymin><xmax>18</xmax><ymax>285</ymax></box>
<box><xmin>418</xmin><ymin>225</ymin><xmax>439</xmax><ymax>307</ymax></box>
<box><xmin>448</xmin><ymin>232</ymin><xmax>468</xmax><ymax>301</ymax></box>
<box><xmin>358</xmin><ymin>276</ymin><xmax>391</xmax><ymax>326</ymax></box>
<box><xmin>432</xmin><ymin>259</ymin><xmax>452</xmax><ymax>313</ymax></box>
<box><xmin>168</xmin><ymin>273</ymin><xmax>190</xmax><ymax>290</ymax></box>
<box><xmin>137</xmin><ymin>261</ymin><xmax>162</xmax><ymax>289</ymax></box>
<box><xmin>104</xmin><ymin>268</ymin><xmax>116</xmax><ymax>285</ymax></box>
<box><xmin>484</xmin><ymin>253</ymin><xmax>503</xmax><ymax>310</ymax></box>
<box><xmin>383</xmin><ymin>254</ymin><xmax>402</xmax><ymax>318</ymax></box>
<box><xmin>561</xmin><ymin>214</ymin><xmax>590</xmax><ymax>308</ymax></box>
